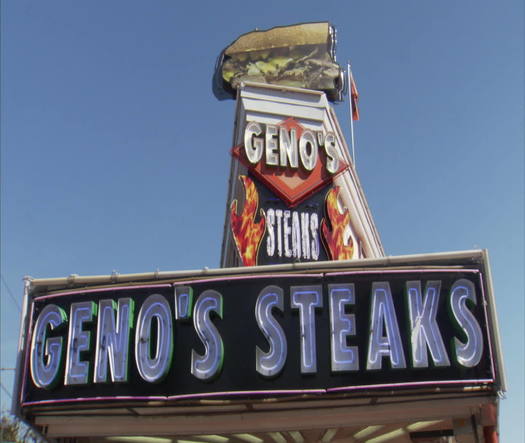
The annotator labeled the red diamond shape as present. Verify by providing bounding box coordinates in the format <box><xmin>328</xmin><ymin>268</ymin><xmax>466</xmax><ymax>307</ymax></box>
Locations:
<box><xmin>232</xmin><ymin>118</ymin><xmax>348</xmax><ymax>207</ymax></box>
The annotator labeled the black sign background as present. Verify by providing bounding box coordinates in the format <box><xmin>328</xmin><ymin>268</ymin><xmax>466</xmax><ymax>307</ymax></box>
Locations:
<box><xmin>252</xmin><ymin>176</ymin><xmax>331</xmax><ymax>266</ymax></box>
<box><xmin>23</xmin><ymin>269</ymin><xmax>494</xmax><ymax>405</ymax></box>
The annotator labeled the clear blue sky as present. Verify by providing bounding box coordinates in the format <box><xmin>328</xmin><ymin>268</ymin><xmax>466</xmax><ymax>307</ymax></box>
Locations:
<box><xmin>1</xmin><ymin>0</ymin><xmax>523</xmax><ymax>440</ymax></box>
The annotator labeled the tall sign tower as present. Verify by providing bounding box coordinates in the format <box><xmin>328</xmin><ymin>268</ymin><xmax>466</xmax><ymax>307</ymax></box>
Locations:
<box><xmin>214</xmin><ymin>22</ymin><xmax>384</xmax><ymax>268</ymax></box>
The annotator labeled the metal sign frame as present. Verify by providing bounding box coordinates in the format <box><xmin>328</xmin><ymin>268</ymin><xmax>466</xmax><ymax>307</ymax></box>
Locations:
<box><xmin>12</xmin><ymin>250</ymin><xmax>506</xmax><ymax>418</ymax></box>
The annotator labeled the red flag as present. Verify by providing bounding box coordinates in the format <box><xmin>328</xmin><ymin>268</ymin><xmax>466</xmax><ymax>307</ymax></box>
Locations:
<box><xmin>350</xmin><ymin>74</ymin><xmax>360</xmax><ymax>121</ymax></box>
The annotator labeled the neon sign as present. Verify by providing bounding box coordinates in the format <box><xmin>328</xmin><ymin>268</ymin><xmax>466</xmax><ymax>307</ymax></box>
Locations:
<box><xmin>231</xmin><ymin>118</ymin><xmax>348</xmax><ymax>209</ymax></box>
<box><xmin>23</xmin><ymin>265</ymin><xmax>495</xmax><ymax>406</ymax></box>
<box><xmin>230</xmin><ymin>176</ymin><xmax>358</xmax><ymax>266</ymax></box>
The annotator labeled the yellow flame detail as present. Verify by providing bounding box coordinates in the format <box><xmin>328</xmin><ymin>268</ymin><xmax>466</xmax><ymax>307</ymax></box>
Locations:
<box><xmin>230</xmin><ymin>176</ymin><xmax>266</xmax><ymax>266</ymax></box>
<box><xmin>321</xmin><ymin>186</ymin><xmax>354</xmax><ymax>260</ymax></box>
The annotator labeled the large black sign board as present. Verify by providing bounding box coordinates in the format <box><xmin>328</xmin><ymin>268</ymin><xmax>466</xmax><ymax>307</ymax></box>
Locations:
<box><xmin>21</xmin><ymin>263</ymin><xmax>496</xmax><ymax>407</ymax></box>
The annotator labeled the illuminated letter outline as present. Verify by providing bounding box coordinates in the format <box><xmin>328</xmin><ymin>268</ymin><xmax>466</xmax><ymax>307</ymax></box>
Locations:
<box><xmin>191</xmin><ymin>290</ymin><xmax>224</xmax><ymax>381</ymax></box>
<box><xmin>65</xmin><ymin>301</ymin><xmax>97</xmax><ymax>385</ymax></box>
<box><xmin>366</xmin><ymin>282</ymin><xmax>406</xmax><ymax>370</ymax></box>
<box><xmin>450</xmin><ymin>279</ymin><xmax>484</xmax><ymax>368</ymax></box>
<box><xmin>323</xmin><ymin>132</ymin><xmax>339</xmax><ymax>174</ymax></box>
<box><xmin>299</xmin><ymin>130</ymin><xmax>318</xmax><ymax>171</ymax></box>
<box><xmin>329</xmin><ymin>284</ymin><xmax>359</xmax><ymax>372</ymax></box>
<box><xmin>290</xmin><ymin>285</ymin><xmax>323</xmax><ymax>374</ymax></box>
<box><xmin>94</xmin><ymin>298</ymin><xmax>134</xmax><ymax>383</ymax></box>
<box><xmin>255</xmin><ymin>285</ymin><xmax>287</xmax><ymax>377</ymax></box>
<box><xmin>244</xmin><ymin>121</ymin><xmax>264</xmax><ymax>164</ymax></box>
<box><xmin>265</xmin><ymin>124</ymin><xmax>279</xmax><ymax>166</ymax></box>
<box><xmin>30</xmin><ymin>304</ymin><xmax>67</xmax><ymax>389</ymax></box>
<box><xmin>135</xmin><ymin>294</ymin><xmax>173</xmax><ymax>383</ymax></box>
<box><xmin>174</xmin><ymin>286</ymin><xmax>194</xmax><ymax>321</ymax></box>
<box><xmin>407</xmin><ymin>281</ymin><xmax>450</xmax><ymax>368</ymax></box>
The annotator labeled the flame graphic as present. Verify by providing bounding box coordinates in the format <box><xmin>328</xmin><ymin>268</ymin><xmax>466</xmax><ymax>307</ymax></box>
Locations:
<box><xmin>321</xmin><ymin>186</ymin><xmax>354</xmax><ymax>260</ymax></box>
<box><xmin>230</xmin><ymin>175</ymin><xmax>266</xmax><ymax>266</ymax></box>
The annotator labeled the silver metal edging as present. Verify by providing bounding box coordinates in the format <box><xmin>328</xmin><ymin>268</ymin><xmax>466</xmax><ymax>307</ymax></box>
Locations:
<box><xmin>11</xmin><ymin>277</ymin><xmax>32</xmax><ymax>416</ymax></box>
<box><xmin>480</xmin><ymin>249</ymin><xmax>507</xmax><ymax>393</ymax></box>
<box><xmin>28</xmin><ymin>249</ymin><xmax>486</xmax><ymax>288</ymax></box>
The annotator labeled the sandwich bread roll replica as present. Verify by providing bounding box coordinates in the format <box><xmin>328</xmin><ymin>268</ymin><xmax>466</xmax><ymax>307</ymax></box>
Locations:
<box><xmin>213</xmin><ymin>22</ymin><xmax>344</xmax><ymax>102</ymax></box>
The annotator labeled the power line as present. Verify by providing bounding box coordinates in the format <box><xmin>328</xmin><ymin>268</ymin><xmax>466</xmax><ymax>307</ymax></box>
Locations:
<box><xmin>0</xmin><ymin>274</ymin><xmax>21</xmax><ymax>312</ymax></box>
<box><xmin>0</xmin><ymin>381</ymin><xmax>12</xmax><ymax>400</ymax></box>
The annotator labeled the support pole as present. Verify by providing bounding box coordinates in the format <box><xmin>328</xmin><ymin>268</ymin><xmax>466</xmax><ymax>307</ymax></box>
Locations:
<box><xmin>347</xmin><ymin>63</ymin><xmax>356</xmax><ymax>167</ymax></box>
